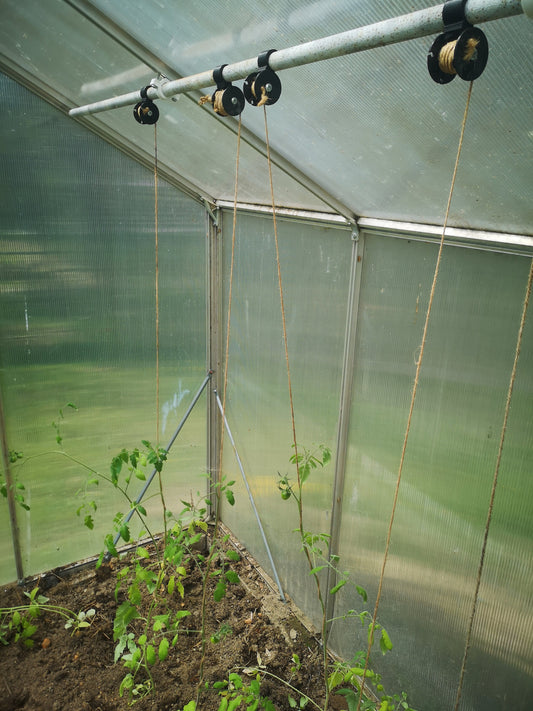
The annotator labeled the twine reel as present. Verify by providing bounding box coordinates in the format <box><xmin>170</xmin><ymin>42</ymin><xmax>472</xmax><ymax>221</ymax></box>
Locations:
<box><xmin>133</xmin><ymin>86</ymin><xmax>159</xmax><ymax>124</ymax></box>
<box><xmin>428</xmin><ymin>26</ymin><xmax>488</xmax><ymax>84</ymax></box>
<box><xmin>199</xmin><ymin>64</ymin><xmax>245</xmax><ymax>117</ymax></box>
<box><xmin>133</xmin><ymin>99</ymin><xmax>159</xmax><ymax>124</ymax></box>
<box><xmin>244</xmin><ymin>49</ymin><xmax>282</xmax><ymax>107</ymax></box>
<box><xmin>212</xmin><ymin>85</ymin><xmax>245</xmax><ymax>117</ymax></box>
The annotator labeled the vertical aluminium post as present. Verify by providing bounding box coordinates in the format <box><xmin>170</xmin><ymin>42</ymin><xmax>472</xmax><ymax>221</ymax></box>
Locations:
<box><xmin>325</xmin><ymin>229</ymin><xmax>365</xmax><ymax>638</ymax></box>
<box><xmin>207</xmin><ymin>206</ymin><xmax>222</xmax><ymax>514</ymax></box>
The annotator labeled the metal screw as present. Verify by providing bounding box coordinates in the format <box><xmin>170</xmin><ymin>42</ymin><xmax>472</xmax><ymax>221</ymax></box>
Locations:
<box><xmin>231</xmin><ymin>96</ymin><xmax>238</xmax><ymax>105</ymax></box>
<box><xmin>265</xmin><ymin>83</ymin><xmax>272</xmax><ymax>93</ymax></box>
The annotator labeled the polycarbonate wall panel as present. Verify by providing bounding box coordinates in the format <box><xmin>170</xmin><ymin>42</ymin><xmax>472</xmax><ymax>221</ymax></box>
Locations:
<box><xmin>0</xmin><ymin>74</ymin><xmax>207</xmax><ymax>583</ymax></box>
<box><xmin>329</xmin><ymin>233</ymin><xmax>533</xmax><ymax>710</ymax></box>
<box><xmin>218</xmin><ymin>211</ymin><xmax>352</xmax><ymax>622</ymax></box>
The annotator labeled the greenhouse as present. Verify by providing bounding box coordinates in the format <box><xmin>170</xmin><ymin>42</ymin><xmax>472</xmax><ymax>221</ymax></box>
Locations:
<box><xmin>1</xmin><ymin>1</ymin><xmax>532</xmax><ymax>709</ymax></box>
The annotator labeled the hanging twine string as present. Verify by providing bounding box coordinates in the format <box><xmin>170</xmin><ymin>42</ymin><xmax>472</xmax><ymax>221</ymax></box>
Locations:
<box><xmin>262</xmin><ymin>106</ymin><xmax>300</xmax><ymax>479</ymax></box>
<box><xmin>153</xmin><ymin>123</ymin><xmax>168</xmax><ymax>541</ymax></box>
<box><xmin>154</xmin><ymin>122</ymin><xmax>160</xmax><ymax>446</ymax></box>
<box><xmin>453</xmin><ymin>257</ymin><xmax>533</xmax><ymax>711</ymax></box>
<box><xmin>197</xmin><ymin>116</ymin><xmax>242</xmax><ymax>705</ymax></box>
<box><xmin>218</xmin><ymin>115</ymin><xmax>243</xmax><ymax>500</ymax></box>
<box><xmin>355</xmin><ymin>81</ymin><xmax>474</xmax><ymax>711</ymax></box>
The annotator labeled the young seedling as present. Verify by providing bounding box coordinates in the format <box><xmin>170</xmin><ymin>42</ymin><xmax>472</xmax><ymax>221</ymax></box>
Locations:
<box><xmin>0</xmin><ymin>586</ymin><xmax>95</xmax><ymax>647</ymax></box>
<box><xmin>278</xmin><ymin>444</ymin><xmax>414</xmax><ymax>711</ymax></box>
<box><xmin>1</xmin><ymin>449</ymin><xmax>30</xmax><ymax>511</ymax></box>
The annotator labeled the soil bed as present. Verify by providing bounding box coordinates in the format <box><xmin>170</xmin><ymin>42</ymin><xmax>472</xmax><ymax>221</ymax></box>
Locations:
<box><xmin>0</xmin><ymin>526</ymin><xmax>347</xmax><ymax>711</ymax></box>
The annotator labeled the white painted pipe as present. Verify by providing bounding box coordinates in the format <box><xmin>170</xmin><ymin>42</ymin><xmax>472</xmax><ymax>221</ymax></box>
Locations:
<box><xmin>69</xmin><ymin>0</ymin><xmax>525</xmax><ymax>117</ymax></box>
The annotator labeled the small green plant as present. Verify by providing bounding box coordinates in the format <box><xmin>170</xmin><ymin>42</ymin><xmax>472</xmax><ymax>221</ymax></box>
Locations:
<box><xmin>64</xmin><ymin>607</ymin><xmax>96</xmax><ymax>635</ymax></box>
<box><xmin>0</xmin><ymin>586</ymin><xmax>95</xmax><ymax>647</ymax></box>
<box><xmin>1</xmin><ymin>449</ymin><xmax>30</xmax><ymax>511</ymax></box>
<box><xmin>278</xmin><ymin>444</ymin><xmax>414</xmax><ymax>711</ymax></box>
<box><xmin>212</xmin><ymin>672</ymin><xmax>276</xmax><ymax>711</ymax></box>
<box><xmin>211</xmin><ymin>622</ymin><xmax>233</xmax><ymax>644</ymax></box>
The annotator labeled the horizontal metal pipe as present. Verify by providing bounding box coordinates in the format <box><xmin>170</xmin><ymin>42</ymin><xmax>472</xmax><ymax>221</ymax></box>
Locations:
<box><xmin>69</xmin><ymin>0</ymin><xmax>524</xmax><ymax>117</ymax></box>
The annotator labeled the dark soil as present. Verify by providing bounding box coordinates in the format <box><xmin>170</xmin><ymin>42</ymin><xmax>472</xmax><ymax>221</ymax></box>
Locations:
<box><xmin>0</xmin><ymin>525</ymin><xmax>348</xmax><ymax>711</ymax></box>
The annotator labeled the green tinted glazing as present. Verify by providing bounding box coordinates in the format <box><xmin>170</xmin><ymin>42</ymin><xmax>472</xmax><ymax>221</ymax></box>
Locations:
<box><xmin>0</xmin><ymin>74</ymin><xmax>207</xmax><ymax>583</ymax></box>
<box><xmin>329</xmin><ymin>233</ymin><xmax>533</xmax><ymax>710</ymax></box>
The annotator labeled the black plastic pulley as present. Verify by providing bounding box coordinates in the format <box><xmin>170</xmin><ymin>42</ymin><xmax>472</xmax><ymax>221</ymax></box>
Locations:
<box><xmin>133</xmin><ymin>86</ymin><xmax>159</xmax><ymax>124</ymax></box>
<box><xmin>210</xmin><ymin>64</ymin><xmax>245</xmax><ymax>116</ymax></box>
<box><xmin>243</xmin><ymin>49</ymin><xmax>282</xmax><ymax>106</ymax></box>
<box><xmin>427</xmin><ymin>0</ymin><xmax>489</xmax><ymax>83</ymax></box>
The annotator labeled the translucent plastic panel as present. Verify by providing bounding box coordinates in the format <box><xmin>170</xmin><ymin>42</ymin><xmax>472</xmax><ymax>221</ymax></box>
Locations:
<box><xmin>0</xmin><ymin>0</ymin><xmax>332</xmax><ymax>213</ymax></box>
<box><xmin>89</xmin><ymin>0</ymin><xmax>533</xmax><ymax>234</ymax></box>
<box><xmin>0</xmin><ymin>75</ymin><xmax>207</xmax><ymax>583</ymax></box>
<box><xmin>330</xmin><ymin>234</ymin><xmax>533</xmax><ymax>710</ymax></box>
<box><xmin>218</xmin><ymin>211</ymin><xmax>352</xmax><ymax>622</ymax></box>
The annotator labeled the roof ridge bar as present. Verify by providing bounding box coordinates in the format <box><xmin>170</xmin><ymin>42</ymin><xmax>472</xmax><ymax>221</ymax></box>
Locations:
<box><xmin>69</xmin><ymin>0</ymin><xmax>525</xmax><ymax>117</ymax></box>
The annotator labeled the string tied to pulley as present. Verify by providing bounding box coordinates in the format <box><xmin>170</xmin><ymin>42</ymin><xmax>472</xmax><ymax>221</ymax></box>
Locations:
<box><xmin>133</xmin><ymin>85</ymin><xmax>160</xmax><ymax>124</ymax></box>
<box><xmin>243</xmin><ymin>49</ymin><xmax>282</xmax><ymax>107</ymax></box>
<box><xmin>427</xmin><ymin>0</ymin><xmax>489</xmax><ymax>84</ymax></box>
<box><xmin>198</xmin><ymin>64</ymin><xmax>245</xmax><ymax>117</ymax></box>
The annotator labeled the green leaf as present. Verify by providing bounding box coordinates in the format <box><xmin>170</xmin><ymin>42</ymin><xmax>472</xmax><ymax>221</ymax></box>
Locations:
<box><xmin>84</xmin><ymin>514</ymin><xmax>94</xmax><ymax>530</ymax></box>
<box><xmin>119</xmin><ymin>524</ymin><xmax>130</xmax><ymax>542</ymax></box>
<box><xmin>226</xmin><ymin>549</ymin><xmax>240</xmax><ymax>562</ymax></box>
<box><xmin>104</xmin><ymin>534</ymin><xmax>118</xmax><ymax>558</ymax></box>
<box><xmin>225</xmin><ymin>570</ymin><xmax>240</xmax><ymax>585</ymax></box>
<box><xmin>214</xmin><ymin>580</ymin><xmax>227</xmax><ymax>602</ymax></box>
<box><xmin>146</xmin><ymin>644</ymin><xmax>156</xmax><ymax>666</ymax></box>
<box><xmin>228</xmin><ymin>694</ymin><xmax>243</xmax><ymax>709</ymax></box>
<box><xmin>113</xmin><ymin>601</ymin><xmax>140</xmax><ymax>641</ymax></box>
<box><xmin>159</xmin><ymin>637</ymin><xmax>170</xmax><ymax>661</ymax></box>
<box><xmin>380</xmin><ymin>628</ymin><xmax>393</xmax><ymax>654</ymax></box>
<box><xmin>229</xmin><ymin>673</ymin><xmax>243</xmax><ymax>689</ymax></box>
<box><xmin>174</xmin><ymin>610</ymin><xmax>191</xmax><ymax>621</ymax></box>
<box><xmin>356</xmin><ymin>585</ymin><xmax>367</xmax><ymax>602</ymax></box>
<box><xmin>225</xmin><ymin>489</ymin><xmax>235</xmax><ymax>506</ymax></box>
<box><xmin>135</xmin><ymin>468</ymin><xmax>146</xmax><ymax>481</ymax></box>
<box><xmin>330</xmin><ymin>579</ymin><xmax>347</xmax><ymax>595</ymax></box>
<box><xmin>309</xmin><ymin>565</ymin><xmax>326</xmax><ymax>576</ymax></box>
<box><xmin>136</xmin><ymin>546</ymin><xmax>150</xmax><ymax>559</ymax></box>
<box><xmin>168</xmin><ymin>575</ymin><xmax>175</xmax><ymax>596</ymax></box>
<box><xmin>119</xmin><ymin>673</ymin><xmax>134</xmax><ymax>698</ymax></box>
<box><xmin>289</xmin><ymin>697</ymin><xmax>298</xmax><ymax>708</ymax></box>
<box><xmin>136</xmin><ymin>504</ymin><xmax>147</xmax><ymax>516</ymax></box>
<box><xmin>182</xmin><ymin>702</ymin><xmax>196</xmax><ymax>711</ymax></box>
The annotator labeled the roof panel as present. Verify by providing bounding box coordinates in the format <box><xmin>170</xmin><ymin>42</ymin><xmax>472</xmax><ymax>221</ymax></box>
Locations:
<box><xmin>1</xmin><ymin>0</ymin><xmax>532</xmax><ymax>233</ymax></box>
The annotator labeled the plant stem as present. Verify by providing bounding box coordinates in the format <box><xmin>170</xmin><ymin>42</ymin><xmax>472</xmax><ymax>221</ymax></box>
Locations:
<box><xmin>195</xmin><ymin>483</ymin><xmax>224</xmax><ymax>706</ymax></box>
<box><xmin>295</xmin><ymin>466</ymin><xmax>330</xmax><ymax>711</ymax></box>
